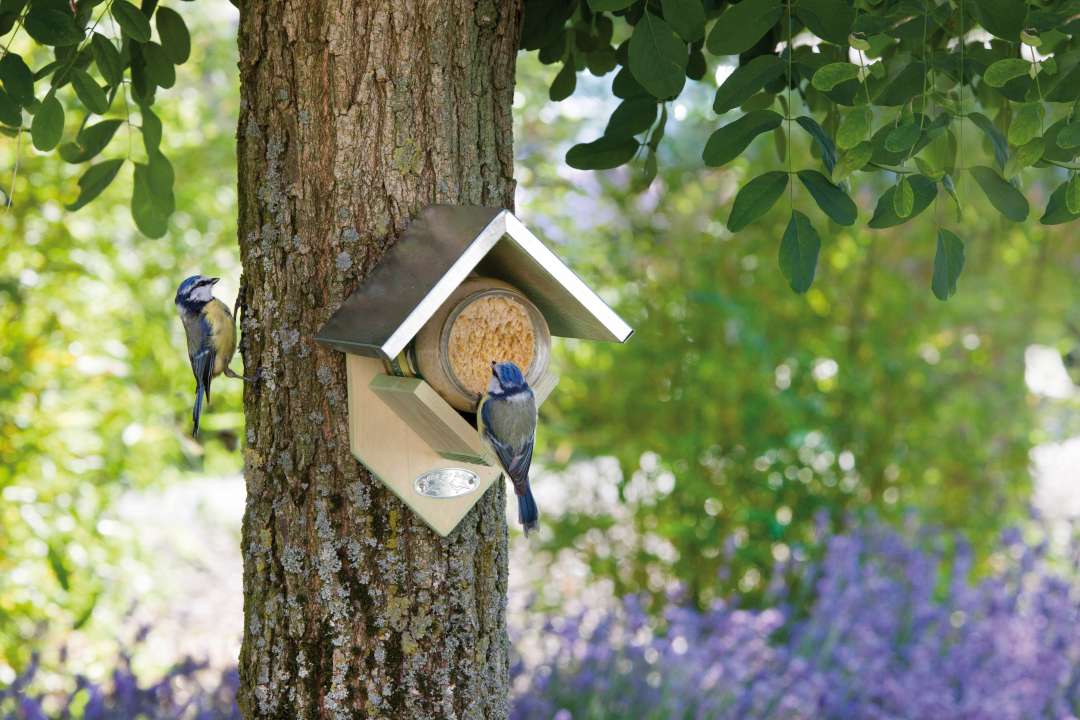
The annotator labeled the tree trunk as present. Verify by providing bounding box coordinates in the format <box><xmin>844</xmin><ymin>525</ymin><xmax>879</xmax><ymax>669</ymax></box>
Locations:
<box><xmin>234</xmin><ymin>2</ymin><xmax>521</xmax><ymax>718</ymax></box>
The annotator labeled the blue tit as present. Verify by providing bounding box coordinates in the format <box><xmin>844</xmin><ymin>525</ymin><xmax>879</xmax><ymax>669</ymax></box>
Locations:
<box><xmin>478</xmin><ymin>361</ymin><xmax>539</xmax><ymax>535</ymax></box>
<box><xmin>175</xmin><ymin>274</ymin><xmax>244</xmax><ymax>437</ymax></box>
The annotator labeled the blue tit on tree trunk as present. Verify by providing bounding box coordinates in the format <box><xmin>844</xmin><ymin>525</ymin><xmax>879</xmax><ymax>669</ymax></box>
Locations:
<box><xmin>478</xmin><ymin>361</ymin><xmax>539</xmax><ymax>535</ymax></box>
<box><xmin>174</xmin><ymin>274</ymin><xmax>251</xmax><ymax>437</ymax></box>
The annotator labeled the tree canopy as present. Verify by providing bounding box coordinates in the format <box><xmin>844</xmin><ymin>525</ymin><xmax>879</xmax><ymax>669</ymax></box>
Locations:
<box><xmin>1</xmin><ymin>0</ymin><xmax>1077</xmax><ymax>296</ymax></box>
<box><xmin>520</xmin><ymin>0</ymin><xmax>1080</xmax><ymax>295</ymax></box>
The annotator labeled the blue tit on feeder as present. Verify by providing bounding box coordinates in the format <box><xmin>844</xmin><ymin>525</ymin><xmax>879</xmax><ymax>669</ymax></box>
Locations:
<box><xmin>478</xmin><ymin>361</ymin><xmax>539</xmax><ymax>535</ymax></box>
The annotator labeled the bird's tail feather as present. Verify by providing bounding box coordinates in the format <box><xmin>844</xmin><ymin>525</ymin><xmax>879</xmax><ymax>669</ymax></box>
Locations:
<box><xmin>517</xmin><ymin>484</ymin><xmax>539</xmax><ymax>536</ymax></box>
<box><xmin>192</xmin><ymin>383</ymin><xmax>204</xmax><ymax>437</ymax></box>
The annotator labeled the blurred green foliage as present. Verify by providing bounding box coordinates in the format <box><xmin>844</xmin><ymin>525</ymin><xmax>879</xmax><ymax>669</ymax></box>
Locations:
<box><xmin>0</xmin><ymin>7</ymin><xmax>242</xmax><ymax>672</ymax></box>
<box><xmin>516</xmin><ymin>53</ymin><xmax>1078</xmax><ymax>606</ymax></box>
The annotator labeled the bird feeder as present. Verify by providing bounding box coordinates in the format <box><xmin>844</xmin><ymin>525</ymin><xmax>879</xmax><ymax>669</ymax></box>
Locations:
<box><xmin>315</xmin><ymin>205</ymin><xmax>633</xmax><ymax>536</ymax></box>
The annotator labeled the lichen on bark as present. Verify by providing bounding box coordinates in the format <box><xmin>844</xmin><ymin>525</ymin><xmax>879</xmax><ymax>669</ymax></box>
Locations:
<box><xmin>234</xmin><ymin>1</ymin><xmax>521</xmax><ymax>717</ymax></box>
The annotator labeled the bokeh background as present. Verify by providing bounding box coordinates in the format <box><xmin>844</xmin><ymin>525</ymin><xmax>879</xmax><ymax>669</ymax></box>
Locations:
<box><xmin>1</xmin><ymin>4</ymin><xmax>1079</xmax><ymax>718</ymax></box>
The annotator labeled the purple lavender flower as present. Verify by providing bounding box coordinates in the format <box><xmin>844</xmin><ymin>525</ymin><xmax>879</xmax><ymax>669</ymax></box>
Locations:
<box><xmin>510</xmin><ymin>519</ymin><xmax>1080</xmax><ymax>720</ymax></box>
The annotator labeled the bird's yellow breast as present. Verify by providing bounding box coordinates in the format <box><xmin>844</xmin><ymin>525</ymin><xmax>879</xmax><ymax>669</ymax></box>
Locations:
<box><xmin>204</xmin><ymin>298</ymin><xmax>236</xmax><ymax>376</ymax></box>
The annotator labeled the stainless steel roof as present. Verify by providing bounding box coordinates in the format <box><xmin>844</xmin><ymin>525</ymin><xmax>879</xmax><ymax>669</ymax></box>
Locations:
<box><xmin>314</xmin><ymin>205</ymin><xmax>633</xmax><ymax>359</ymax></box>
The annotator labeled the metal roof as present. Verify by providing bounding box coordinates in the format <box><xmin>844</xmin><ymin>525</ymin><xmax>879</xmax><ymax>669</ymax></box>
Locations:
<box><xmin>314</xmin><ymin>205</ymin><xmax>633</xmax><ymax>359</ymax></box>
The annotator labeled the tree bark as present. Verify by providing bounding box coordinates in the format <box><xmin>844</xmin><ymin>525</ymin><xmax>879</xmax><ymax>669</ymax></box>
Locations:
<box><xmin>234</xmin><ymin>2</ymin><xmax>521</xmax><ymax>718</ymax></box>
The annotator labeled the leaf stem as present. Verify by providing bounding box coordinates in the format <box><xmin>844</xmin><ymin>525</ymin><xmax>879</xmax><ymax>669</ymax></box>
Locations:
<box><xmin>785</xmin><ymin>0</ymin><xmax>793</xmax><ymax>209</ymax></box>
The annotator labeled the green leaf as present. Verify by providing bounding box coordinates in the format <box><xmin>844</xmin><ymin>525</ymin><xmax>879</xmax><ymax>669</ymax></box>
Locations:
<box><xmin>59</xmin><ymin>118</ymin><xmax>122</xmax><ymax>163</ymax></box>
<box><xmin>931</xmin><ymin>229</ymin><xmax>965</xmax><ymax>300</ymax></box>
<box><xmin>797</xmin><ymin>169</ymin><xmax>857</xmax><ymax>225</ymax></box>
<box><xmin>66</xmin><ymin>158</ymin><xmax>124</xmax><ymax>210</ymax></box>
<box><xmin>0</xmin><ymin>87</ymin><xmax>21</xmax><ymax>127</ymax></box>
<box><xmin>131</xmin><ymin>155</ymin><xmax>173</xmax><ymax>238</ymax></box>
<box><xmin>1039</xmin><ymin>180</ymin><xmax>1080</xmax><ymax>224</ymax></box>
<box><xmin>72</xmin><ymin>592</ymin><xmax>100</xmax><ymax>630</ymax></box>
<box><xmin>566</xmin><ymin>135</ymin><xmax>639</xmax><ymax>170</ymax></box>
<box><xmin>795</xmin><ymin>0</ymin><xmax>854</xmax><ymax>45</ymax></box>
<box><xmin>588</xmin><ymin>0</ymin><xmax>636</xmax><ymax>9</ymax></box>
<box><xmin>972</xmin><ymin>0</ymin><xmax>1025</xmax><ymax>41</ymax></box>
<box><xmin>968</xmin><ymin>112</ymin><xmax>1008</xmax><ymax>169</ymax></box>
<box><xmin>702</xmin><ymin>109</ymin><xmax>783</xmax><ymax>167</ymax></box>
<box><xmin>1003</xmin><ymin>137</ymin><xmax>1043</xmax><ymax>178</ymax></box>
<box><xmin>836</xmin><ymin>107</ymin><xmax>871</xmax><ymax>150</ymax></box>
<box><xmin>141</xmin><ymin>42</ymin><xmax>176</xmax><ymax>89</ymax></box>
<box><xmin>914</xmin><ymin>158</ymin><xmax>942</xmax><ymax>181</ymax></box>
<box><xmin>983</xmin><ymin>58</ymin><xmax>1031</xmax><ymax>87</ymax></box>
<box><xmin>587</xmin><ymin>47</ymin><xmax>617</xmax><ymax>76</ymax></box>
<box><xmin>1056</xmin><ymin>121</ymin><xmax>1080</xmax><ymax>150</ymax></box>
<box><xmin>969</xmin><ymin>165</ymin><xmax>1028</xmax><ymax>221</ymax></box>
<box><xmin>612</xmin><ymin>68</ymin><xmax>649</xmax><ymax>99</ymax></box>
<box><xmin>142</xmin><ymin>105</ymin><xmax>162</xmax><ymax>154</ymax></box>
<box><xmin>23</xmin><ymin>7</ymin><xmax>83</xmax><ymax>46</ymax></box>
<box><xmin>884</xmin><ymin>121</ymin><xmax>920</xmax><ymax>153</ymax></box>
<box><xmin>634</xmin><ymin>150</ymin><xmax>658</xmax><ymax>191</ymax></box>
<box><xmin>778</xmin><ymin>210</ymin><xmax>821</xmax><ymax>293</ymax></box>
<box><xmin>47</xmin><ymin>543</ymin><xmax>70</xmax><ymax>591</ymax></box>
<box><xmin>155</xmin><ymin>6</ymin><xmax>191</xmax><ymax>64</ymax></box>
<box><xmin>742</xmin><ymin>92</ymin><xmax>775</xmax><ymax>111</ymax></box>
<box><xmin>943</xmin><ymin>173</ymin><xmax>962</xmax><ymax>221</ymax></box>
<box><xmin>713</xmin><ymin>56</ymin><xmax>783</xmax><ymax>114</ymax></box>
<box><xmin>1046</xmin><ymin>64</ymin><xmax>1080</xmax><ymax>102</ymax></box>
<box><xmin>868</xmin><ymin>174</ymin><xmax>937</xmax><ymax>227</ymax></box>
<box><xmin>686</xmin><ymin>45</ymin><xmax>707</xmax><ymax>80</ymax></box>
<box><xmin>727</xmin><ymin>171</ymin><xmax>788</xmax><ymax>232</ymax></box>
<box><xmin>1040</xmin><ymin>119</ymin><xmax>1077</xmax><ymax>162</ymax></box>
<box><xmin>661</xmin><ymin>0</ymin><xmax>705</xmax><ymax>42</ymax></box>
<box><xmin>606</xmin><ymin>96</ymin><xmax>658</xmax><ymax>137</ymax></box>
<box><xmin>550</xmin><ymin>61</ymin><xmax>576</xmax><ymax>101</ymax></box>
<box><xmin>831</xmin><ymin>141</ymin><xmax>872</xmax><ymax>183</ymax></box>
<box><xmin>521</xmin><ymin>1</ymin><xmax>574</xmax><ymax>50</ymax></box>
<box><xmin>91</xmin><ymin>33</ymin><xmax>125</xmax><ymax>87</ymax></box>
<box><xmin>919</xmin><ymin>128</ymin><xmax>958</xmax><ymax>177</ymax></box>
<box><xmin>811</xmin><ymin>63</ymin><xmax>859</xmax><ymax>91</ymax></box>
<box><xmin>875</xmin><ymin>62</ymin><xmax>926</xmax><ymax>106</ymax></box>
<box><xmin>147</xmin><ymin>151</ymin><xmax>175</xmax><ymax>214</ymax></box>
<box><xmin>31</xmin><ymin>93</ymin><xmax>64</xmax><ymax>151</ymax></box>
<box><xmin>1067</xmin><ymin>173</ymin><xmax>1080</xmax><ymax>214</ymax></box>
<box><xmin>795</xmin><ymin>115</ymin><xmax>837</xmax><ymax>173</ymax></box>
<box><xmin>70</xmin><ymin>68</ymin><xmax>109</xmax><ymax>114</ymax></box>
<box><xmin>706</xmin><ymin>0</ymin><xmax>782</xmax><ymax>56</ymax></box>
<box><xmin>112</xmin><ymin>0</ymin><xmax>151</xmax><ymax>43</ymax></box>
<box><xmin>893</xmin><ymin>176</ymin><xmax>914</xmax><ymax>218</ymax></box>
<box><xmin>0</xmin><ymin>54</ymin><xmax>35</xmax><ymax>106</ymax></box>
<box><xmin>628</xmin><ymin>13</ymin><xmax>687</xmax><ymax>99</ymax></box>
<box><xmin>1007</xmin><ymin>103</ymin><xmax>1042</xmax><ymax>146</ymax></box>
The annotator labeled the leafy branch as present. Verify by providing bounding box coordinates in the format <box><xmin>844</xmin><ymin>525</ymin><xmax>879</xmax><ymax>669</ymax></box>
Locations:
<box><xmin>524</xmin><ymin>0</ymin><xmax>1080</xmax><ymax>297</ymax></box>
<box><xmin>0</xmin><ymin>0</ymin><xmax>190</xmax><ymax>236</ymax></box>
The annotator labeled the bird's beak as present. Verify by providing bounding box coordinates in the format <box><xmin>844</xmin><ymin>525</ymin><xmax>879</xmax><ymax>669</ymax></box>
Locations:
<box><xmin>210</xmin><ymin>277</ymin><xmax>220</xmax><ymax>285</ymax></box>
<box><xmin>490</xmin><ymin>361</ymin><xmax>498</xmax><ymax>376</ymax></box>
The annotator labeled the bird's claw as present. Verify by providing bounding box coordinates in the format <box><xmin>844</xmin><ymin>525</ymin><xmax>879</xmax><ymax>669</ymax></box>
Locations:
<box><xmin>225</xmin><ymin>366</ymin><xmax>264</xmax><ymax>383</ymax></box>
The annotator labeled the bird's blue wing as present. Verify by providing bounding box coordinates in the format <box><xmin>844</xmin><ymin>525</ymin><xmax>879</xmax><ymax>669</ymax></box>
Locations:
<box><xmin>480</xmin><ymin>400</ymin><xmax>514</xmax><ymax>468</ymax></box>
<box><xmin>507</xmin><ymin>439</ymin><xmax>533</xmax><ymax>484</ymax></box>
<box><xmin>480</xmin><ymin>398</ymin><xmax>534</xmax><ymax>487</ymax></box>
<box><xmin>190</xmin><ymin>316</ymin><xmax>215</xmax><ymax>404</ymax></box>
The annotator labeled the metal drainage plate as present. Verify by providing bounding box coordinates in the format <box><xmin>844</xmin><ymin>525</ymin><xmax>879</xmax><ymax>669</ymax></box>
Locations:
<box><xmin>413</xmin><ymin>468</ymin><xmax>480</xmax><ymax>499</ymax></box>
